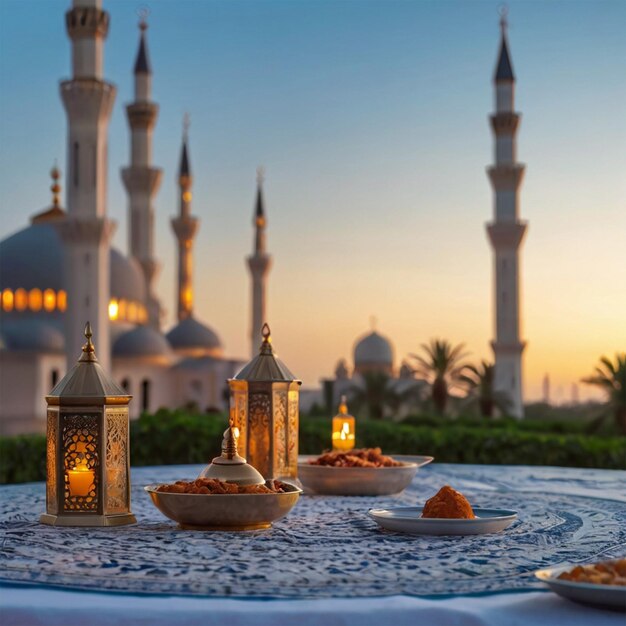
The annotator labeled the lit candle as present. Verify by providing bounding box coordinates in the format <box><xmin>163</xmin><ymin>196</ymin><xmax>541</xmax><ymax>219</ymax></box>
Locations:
<box><xmin>332</xmin><ymin>396</ymin><xmax>356</xmax><ymax>451</ymax></box>
<box><xmin>67</xmin><ymin>458</ymin><xmax>94</xmax><ymax>497</ymax></box>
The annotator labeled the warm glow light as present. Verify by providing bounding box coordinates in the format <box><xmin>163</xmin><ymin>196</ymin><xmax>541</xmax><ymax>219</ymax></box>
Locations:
<box><xmin>14</xmin><ymin>288</ymin><xmax>27</xmax><ymax>311</ymax></box>
<box><xmin>183</xmin><ymin>191</ymin><xmax>192</xmax><ymax>203</ymax></box>
<box><xmin>67</xmin><ymin>457</ymin><xmax>95</xmax><ymax>497</ymax></box>
<box><xmin>29</xmin><ymin>288</ymin><xmax>42</xmax><ymax>311</ymax></box>
<box><xmin>1</xmin><ymin>289</ymin><xmax>13</xmax><ymax>312</ymax></box>
<box><xmin>332</xmin><ymin>417</ymin><xmax>355</xmax><ymax>451</ymax></box>
<box><xmin>118</xmin><ymin>299</ymin><xmax>127</xmax><ymax>320</ymax></box>
<box><xmin>43</xmin><ymin>288</ymin><xmax>56</xmax><ymax>311</ymax></box>
<box><xmin>108</xmin><ymin>298</ymin><xmax>119</xmax><ymax>321</ymax></box>
<box><xmin>57</xmin><ymin>290</ymin><xmax>67</xmax><ymax>312</ymax></box>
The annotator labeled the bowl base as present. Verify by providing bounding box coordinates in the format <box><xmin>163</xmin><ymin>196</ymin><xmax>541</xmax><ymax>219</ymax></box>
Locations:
<box><xmin>178</xmin><ymin>522</ymin><xmax>272</xmax><ymax>531</ymax></box>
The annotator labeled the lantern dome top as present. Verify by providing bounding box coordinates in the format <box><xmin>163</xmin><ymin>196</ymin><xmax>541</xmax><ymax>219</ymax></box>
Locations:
<box><xmin>47</xmin><ymin>322</ymin><xmax>130</xmax><ymax>403</ymax></box>
<box><xmin>232</xmin><ymin>323</ymin><xmax>301</xmax><ymax>383</ymax></box>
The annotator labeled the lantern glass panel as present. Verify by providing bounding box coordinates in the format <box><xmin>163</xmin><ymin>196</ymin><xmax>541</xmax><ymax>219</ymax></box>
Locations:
<box><xmin>62</xmin><ymin>412</ymin><xmax>99</xmax><ymax>512</ymax></box>
<box><xmin>287</xmin><ymin>386</ymin><xmax>299</xmax><ymax>476</ymax></box>
<box><xmin>272</xmin><ymin>384</ymin><xmax>289</xmax><ymax>478</ymax></box>
<box><xmin>46</xmin><ymin>409</ymin><xmax>58</xmax><ymax>514</ymax></box>
<box><xmin>105</xmin><ymin>408</ymin><xmax>129</xmax><ymax>515</ymax></box>
<box><xmin>230</xmin><ymin>381</ymin><xmax>248</xmax><ymax>460</ymax></box>
<box><xmin>248</xmin><ymin>389</ymin><xmax>271</xmax><ymax>478</ymax></box>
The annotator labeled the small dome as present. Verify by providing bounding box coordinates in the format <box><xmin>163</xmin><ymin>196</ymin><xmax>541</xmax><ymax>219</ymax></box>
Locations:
<box><xmin>0</xmin><ymin>319</ymin><xmax>64</xmax><ymax>353</ymax></box>
<box><xmin>166</xmin><ymin>316</ymin><xmax>223</xmax><ymax>357</ymax></box>
<box><xmin>0</xmin><ymin>222</ymin><xmax>147</xmax><ymax>313</ymax></box>
<box><xmin>112</xmin><ymin>325</ymin><xmax>172</xmax><ymax>362</ymax></box>
<box><xmin>354</xmin><ymin>331</ymin><xmax>394</xmax><ymax>368</ymax></box>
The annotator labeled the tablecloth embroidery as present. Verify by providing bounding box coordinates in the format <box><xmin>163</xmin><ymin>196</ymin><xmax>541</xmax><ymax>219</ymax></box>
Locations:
<box><xmin>1</xmin><ymin>464</ymin><xmax>625</xmax><ymax>599</ymax></box>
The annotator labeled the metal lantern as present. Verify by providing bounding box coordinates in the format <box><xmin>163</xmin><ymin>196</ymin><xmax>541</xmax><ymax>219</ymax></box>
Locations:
<box><xmin>40</xmin><ymin>323</ymin><xmax>136</xmax><ymax>527</ymax></box>
<box><xmin>229</xmin><ymin>323</ymin><xmax>301</xmax><ymax>481</ymax></box>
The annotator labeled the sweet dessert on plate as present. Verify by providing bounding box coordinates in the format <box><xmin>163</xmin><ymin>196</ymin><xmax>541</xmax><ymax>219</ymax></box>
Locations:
<box><xmin>421</xmin><ymin>485</ymin><xmax>475</xmax><ymax>519</ymax></box>
<box><xmin>557</xmin><ymin>559</ymin><xmax>626</xmax><ymax>586</ymax></box>
<box><xmin>536</xmin><ymin>559</ymin><xmax>626</xmax><ymax>610</ymax></box>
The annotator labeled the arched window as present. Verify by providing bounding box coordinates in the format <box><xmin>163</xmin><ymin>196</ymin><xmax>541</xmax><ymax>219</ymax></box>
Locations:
<box><xmin>73</xmin><ymin>142</ymin><xmax>79</xmax><ymax>186</ymax></box>
<box><xmin>51</xmin><ymin>369</ymin><xmax>59</xmax><ymax>388</ymax></box>
<box><xmin>14</xmin><ymin>289</ymin><xmax>27</xmax><ymax>311</ymax></box>
<box><xmin>43</xmin><ymin>289</ymin><xmax>56</xmax><ymax>311</ymax></box>
<box><xmin>141</xmin><ymin>379</ymin><xmax>151</xmax><ymax>412</ymax></box>
<box><xmin>29</xmin><ymin>288</ymin><xmax>42</xmax><ymax>311</ymax></box>
<box><xmin>57</xmin><ymin>290</ymin><xmax>67</xmax><ymax>312</ymax></box>
<box><xmin>1</xmin><ymin>289</ymin><xmax>13</xmax><ymax>312</ymax></box>
<box><xmin>121</xmin><ymin>378</ymin><xmax>131</xmax><ymax>394</ymax></box>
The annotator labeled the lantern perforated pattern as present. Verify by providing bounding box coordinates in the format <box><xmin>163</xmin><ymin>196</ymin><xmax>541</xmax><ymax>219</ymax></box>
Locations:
<box><xmin>46</xmin><ymin>410</ymin><xmax>58</xmax><ymax>514</ymax></box>
<box><xmin>105</xmin><ymin>410</ymin><xmax>129</xmax><ymax>515</ymax></box>
<box><xmin>62</xmin><ymin>413</ymin><xmax>99</xmax><ymax>512</ymax></box>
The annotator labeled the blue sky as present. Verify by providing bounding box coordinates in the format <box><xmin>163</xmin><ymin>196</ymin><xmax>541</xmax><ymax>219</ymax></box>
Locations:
<box><xmin>1</xmin><ymin>0</ymin><xmax>625</xmax><ymax>400</ymax></box>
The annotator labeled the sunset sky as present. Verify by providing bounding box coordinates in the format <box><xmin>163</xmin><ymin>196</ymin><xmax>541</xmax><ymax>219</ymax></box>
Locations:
<box><xmin>1</xmin><ymin>0</ymin><xmax>624</xmax><ymax>402</ymax></box>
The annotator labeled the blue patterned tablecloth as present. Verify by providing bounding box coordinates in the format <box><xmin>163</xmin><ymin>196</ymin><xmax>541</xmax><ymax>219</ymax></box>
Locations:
<box><xmin>1</xmin><ymin>463</ymin><xmax>625</xmax><ymax>599</ymax></box>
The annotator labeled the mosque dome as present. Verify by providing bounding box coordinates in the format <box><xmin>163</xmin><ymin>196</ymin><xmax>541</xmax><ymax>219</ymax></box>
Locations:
<box><xmin>166</xmin><ymin>316</ymin><xmax>223</xmax><ymax>357</ymax></box>
<box><xmin>112</xmin><ymin>325</ymin><xmax>172</xmax><ymax>363</ymax></box>
<box><xmin>353</xmin><ymin>330</ymin><xmax>394</xmax><ymax>374</ymax></box>
<box><xmin>0</xmin><ymin>220</ymin><xmax>147</xmax><ymax>324</ymax></box>
<box><xmin>0</xmin><ymin>318</ymin><xmax>64</xmax><ymax>353</ymax></box>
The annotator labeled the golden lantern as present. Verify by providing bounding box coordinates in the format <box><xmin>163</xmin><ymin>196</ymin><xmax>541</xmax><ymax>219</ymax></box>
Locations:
<box><xmin>332</xmin><ymin>395</ymin><xmax>356</xmax><ymax>451</ymax></box>
<box><xmin>40</xmin><ymin>323</ymin><xmax>136</xmax><ymax>527</ymax></box>
<box><xmin>229</xmin><ymin>324</ymin><xmax>301</xmax><ymax>481</ymax></box>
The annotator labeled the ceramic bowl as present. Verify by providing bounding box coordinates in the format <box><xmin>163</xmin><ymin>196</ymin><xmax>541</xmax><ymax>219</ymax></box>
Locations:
<box><xmin>297</xmin><ymin>454</ymin><xmax>433</xmax><ymax>496</ymax></box>
<box><xmin>145</xmin><ymin>481</ymin><xmax>301</xmax><ymax>530</ymax></box>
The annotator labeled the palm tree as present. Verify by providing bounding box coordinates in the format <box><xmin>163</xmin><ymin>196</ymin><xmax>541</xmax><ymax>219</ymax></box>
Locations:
<box><xmin>411</xmin><ymin>339</ymin><xmax>469</xmax><ymax>415</ymax></box>
<box><xmin>581</xmin><ymin>353</ymin><xmax>626</xmax><ymax>435</ymax></box>
<box><xmin>460</xmin><ymin>360</ymin><xmax>512</xmax><ymax>418</ymax></box>
<box><xmin>349</xmin><ymin>372</ymin><xmax>400</xmax><ymax>420</ymax></box>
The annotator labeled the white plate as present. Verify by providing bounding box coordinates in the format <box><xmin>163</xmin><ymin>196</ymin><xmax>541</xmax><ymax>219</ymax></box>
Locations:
<box><xmin>368</xmin><ymin>506</ymin><xmax>517</xmax><ymax>535</ymax></box>
<box><xmin>535</xmin><ymin>564</ymin><xmax>626</xmax><ymax>611</ymax></box>
<box><xmin>298</xmin><ymin>455</ymin><xmax>433</xmax><ymax>496</ymax></box>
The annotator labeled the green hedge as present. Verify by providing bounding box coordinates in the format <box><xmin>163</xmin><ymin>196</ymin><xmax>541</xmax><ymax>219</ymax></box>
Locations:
<box><xmin>1</xmin><ymin>409</ymin><xmax>624</xmax><ymax>484</ymax></box>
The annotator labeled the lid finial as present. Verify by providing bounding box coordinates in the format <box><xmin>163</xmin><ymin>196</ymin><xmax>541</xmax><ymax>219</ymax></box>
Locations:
<box><xmin>79</xmin><ymin>321</ymin><xmax>97</xmax><ymax>361</ymax></box>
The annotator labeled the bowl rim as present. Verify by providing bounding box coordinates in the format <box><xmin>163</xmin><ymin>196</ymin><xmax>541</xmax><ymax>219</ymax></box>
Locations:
<box><xmin>297</xmin><ymin>454</ymin><xmax>433</xmax><ymax>470</ymax></box>
<box><xmin>144</xmin><ymin>482</ymin><xmax>302</xmax><ymax>496</ymax></box>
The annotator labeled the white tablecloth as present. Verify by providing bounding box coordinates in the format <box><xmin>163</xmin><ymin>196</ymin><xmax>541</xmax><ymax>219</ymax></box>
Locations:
<box><xmin>1</xmin><ymin>587</ymin><xmax>624</xmax><ymax>626</ymax></box>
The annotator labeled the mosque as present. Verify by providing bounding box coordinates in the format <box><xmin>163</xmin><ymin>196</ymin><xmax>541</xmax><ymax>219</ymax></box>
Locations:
<box><xmin>0</xmin><ymin>0</ymin><xmax>528</xmax><ymax>434</ymax></box>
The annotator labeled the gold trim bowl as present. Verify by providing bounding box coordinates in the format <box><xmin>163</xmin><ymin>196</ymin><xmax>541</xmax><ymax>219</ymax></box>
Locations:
<box><xmin>298</xmin><ymin>454</ymin><xmax>434</xmax><ymax>496</ymax></box>
<box><xmin>144</xmin><ymin>482</ymin><xmax>301</xmax><ymax>530</ymax></box>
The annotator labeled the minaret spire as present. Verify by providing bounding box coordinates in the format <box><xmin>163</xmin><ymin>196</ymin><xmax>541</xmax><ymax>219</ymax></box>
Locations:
<box><xmin>121</xmin><ymin>11</ymin><xmax>163</xmax><ymax>329</ymax></box>
<box><xmin>56</xmin><ymin>0</ymin><xmax>117</xmax><ymax>372</ymax></box>
<box><xmin>247</xmin><ymin>166</ymin><xmax>272</xmax><ymax>356</ymax></box>
<box><xmin>171</xmin><ymin>115</ymin><xmax>199</xmax><ymax>322</ymax></box>
<box><xmin>486</xmin><ymin>8</ymin><xmax>527</xmax><ymax>418</ymax></box>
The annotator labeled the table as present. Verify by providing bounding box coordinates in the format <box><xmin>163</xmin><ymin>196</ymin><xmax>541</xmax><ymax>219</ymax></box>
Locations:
<box><xmin>1</xmin><ymin>463</ymin><xmax>625</xmax><ymax>625</ymax></box>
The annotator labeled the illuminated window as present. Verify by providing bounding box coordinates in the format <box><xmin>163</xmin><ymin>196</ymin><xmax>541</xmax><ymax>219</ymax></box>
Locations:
<box><xmin>15</xmin><ymin>288</ymin><xmax>28</xmax><ymax>311</ymax></box>
<box><xmin>57</xmin><ymin>290</ymin><xmax>67</xmax><ymax>312</ymax></box>
<box><xmin>183</xmin><ymin>191</ymin><xmax>192</xmax><ymax>203</ymax></box>
<box><xmin>1</xmin><ymin>289</ymin><xmax>14</xmax><ymax>312</ymax></box>
<box><xmin>127</xmin><ymin>302</ymin><xmax>137</xmax><ymax>323</ymax></box>
<box><xmin>108</xmin><ymin>298</ymin><xmax>119</xmax><ymax>321</ymax></box>
<box><xmin>43</xmin><ymin>289</ymin><xmax>56</xmax><ymax>312</ymax></box>
<box><xmin>118</xmin><ymin>299</ymin><xmax>127</xmax><ymax>320</ymax></box>
<box><xmin>29</xmin><ymin>288</ymin><xmax>42</xmax><ymax>311</ymax></box>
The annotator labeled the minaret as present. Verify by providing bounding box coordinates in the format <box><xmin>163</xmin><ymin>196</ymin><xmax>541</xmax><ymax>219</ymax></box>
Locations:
<box><xmin>486</xmin><ymin>9</ymin><xmax>528</xmax><ymax>418</ymax></box>
<box><xmin>170</xmin><ymin>116</ymin><xmax>199</xmax><ymax>322</ymax></box>
<box><xmin>247</xmin><ymin>167</ymin><xmax>272</xmax><ymax>356</ymax></box>
<box><xmin>121</xmin><ymin>13</ymin><xmax>162</xmax><ymax>328</ymax></box>
<box><xmin>57</xmin><ymin>0</ymin><xmax>117</xmax><ymax>372</ymax></box>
